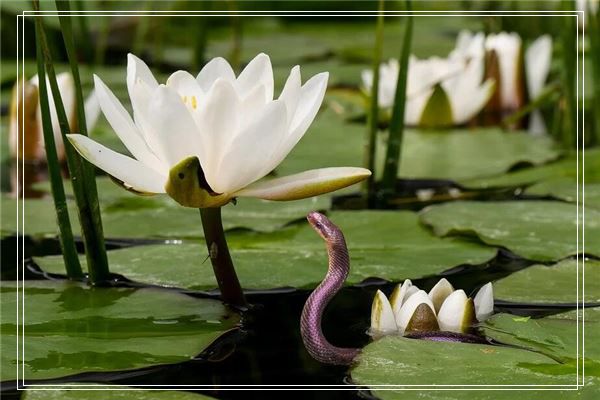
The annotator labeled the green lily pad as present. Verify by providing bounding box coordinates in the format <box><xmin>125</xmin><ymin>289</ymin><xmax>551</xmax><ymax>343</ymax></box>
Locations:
<box><xmin>525</xmin><ymin>179</ymin><xmax>600</xmax><ymax>210</ymax></box>
<box><xmin>36</xmin><ymin>211</ymin><xmax>496</xmax><ymax>290</ymax></box>
<box><xmin>463</xmin><ymin>149</ymin><xmax>600</xmax><ymax>188</ymax></box>
<box><xmin>0</xmin><ymin>280</ymin><xmax>239</xmax><ymax>382</ymax></box>
<box><xmin>420</xmin><ymin>201</ymin><xmax>600</xmax><ymax>261</ymax></box>
<box><xmin>351</xmin><ymin>336</ymin><xmax>585</xmax><ymax>394</ymax></box>
<box><xmin>482</xmin><ymin>307</ymin><xmax>600</xmax><ymax>363</ymax></box>
<box><xmin>1</xmin><ymin>186</ymin><xmax>330</xmax><ymax>239</ymax></box>
<box><xmin>22</xmin><ymin>387</ymin><xmax>213</xmax><ymax>400</ymax></box>
<box><xmin>380</xmin><ymin>129</ymin><xmax>561</xmax><ymax>181</ymax></box>
<box><xmin>494</xmin><ymin>259</ymin><xmax>600</xmax><ymax>304</ymax></box>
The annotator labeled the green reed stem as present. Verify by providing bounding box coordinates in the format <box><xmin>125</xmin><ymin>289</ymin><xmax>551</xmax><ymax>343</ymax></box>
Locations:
<box><xmin>589</xmin><ymin>2</ymin><xmax>600</xmax><ymax>146</ymax></box>
<box><xmin>380</xmin><ymin>0</ymin><xmax>413</xmax><ymax>200</ymax></box>
<box><xmin>560</xmin><ymin>0</ymin><xmax>577</xmax><ymax>149</ymax></box>
<box><xmin>364</xmin><ymin>0</ymin><xmax>385</xmax><ymax>201</ymax></box>
<box><xmin>199</xmin><ymin>207</ymin><xmax>247</xmax><ymax>308</ymax></box>
<box><xmin>37</xmin><ymin>1</ymin><xmax>110</xmax><ymax>284</ymax></box>
<box><xmin>33</xmin><ymin>1</ymin><xmax>82</xmax><ymax>279</ymax></box>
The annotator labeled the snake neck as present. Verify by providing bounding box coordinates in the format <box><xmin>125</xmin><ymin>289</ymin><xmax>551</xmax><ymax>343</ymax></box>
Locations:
<box><xmin>300</xmin><ymin>234</ymin><xmax>360</xmax><ymax>366</ymax></box>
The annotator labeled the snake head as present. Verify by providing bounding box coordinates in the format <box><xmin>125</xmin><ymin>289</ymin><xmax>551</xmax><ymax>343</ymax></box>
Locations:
<box><xmin>307</xmin><ymin>212</ymin><xmax>342</xmax><ymax>242</ymax></box>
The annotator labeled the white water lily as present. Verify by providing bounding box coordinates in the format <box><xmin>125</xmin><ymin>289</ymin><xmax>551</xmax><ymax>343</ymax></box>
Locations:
<box><xmin>362</xmin><ymin>53</ymin><xmax>495</xmax><ymax>128</ymax></box>
<box><xmin>577</xmin><ymin>0</ymin><xmax>599</xmax><ymax>28</ymax></box>
<box><xmin>369</xmin><ymin>279</ymin><xmax>494</xmax><ymax>338</ymax></box>
<box><xmin>458</xmin><ymin>30</ymin><xmax>553</xmax><ymax>134</ymax></box>
<box><xmin>68</xmin><ymin>53</ymin><xmax>370</xmax><ymax>207</ymax></box>
<box><xmin>9</xmin><ymin>72</ymin><xmax>100</xmax><ymax>163</ymax></box>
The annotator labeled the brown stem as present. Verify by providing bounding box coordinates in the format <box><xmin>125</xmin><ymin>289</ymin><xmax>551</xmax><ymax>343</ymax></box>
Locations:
<box><xmin>199</xmin><ymin>207</ymin><xmax>247</xmax><ymax>307</ymax></box>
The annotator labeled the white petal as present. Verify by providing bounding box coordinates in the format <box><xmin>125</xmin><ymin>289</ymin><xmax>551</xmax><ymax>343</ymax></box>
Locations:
<box><xmin>361</xmin><ymin>69</ymin><xmax>373</xmax><ymax>90</ymax></box>
<box><xmin>395</xmin><ymin>290</ymin><xmax>435</xmax><ymax>335</ymax></box>
<box><xmin>166</xmin><ymin>70</ymin><xmax>205</xmax><ymax>106</ymax></box>
<box><xmin>370</xmin><ymin>290</ymin><xmax>397</xmax><ymax>336</ymax></box>
<box><xmin>93</xmin><ymin>75</ymin><xmax>166</xmax><ymax>173</ymax></box>
<box><xmin>438</xmin><ymin>289</ymin><xmax>469</xmax><ymax>333</ymax></box>
<box><xmin>84</xmin><ymin>90</ymin><xmax>101</xmax><ymax>133</ymax></box>
<box><xmin>143</xmin><ymin>85</ymin><xmax>202</xmax><ymax>167</ymax></box>
<box><xmin>236</xmin><ymin>53</ymin><xmax>274</xmax><ymax>102</ymax></box>
<box><xmin>474</xmin><ymin>282</ymin><xmax>494</xmax><ymax>321</ymax></box>
<box><xmin>214</xmin><ymin>100</ymin><xmax>287</xmax><ymax>193</ymax></box>
<box><xmin>528</xmin><ymin>110</ymin><xmax>547</xmax><ymax>136</ymax></box>
<box><xmin>235</xmin><ymin>167</ymin><xmax>371</xmax><ymax>201</ymax></box>
<box><xmin>196</xmin><ymin>78</ymin><xmax>242</xmax><ymax>191</ymax></box>
<box><xmin>389</xmin><ymin>279</ymin><xmax>416</xmax><ymax>316</ymax></box>
<box><xmin>196</xmin><ymin>57</ymin><xmax>236</xmax><ymax>91</ymax></box>
<box><xmin>279</xmin><ymin>66</ymin><xmax>302</xmax><ymax>124</ymax></box>
<box><xmin>525</xmin><ymin>35</ymin><xmax>552</xmax><ymax>99</ymax></box>
<box><xmin>127</xmin><ymin>53</ymin><xmax>158</xmax><ymax>113</ymax></box>
<box><xmin>405</xmin><ymin>89</ymin><xmax>432</xmax><ymax>126</ymax></box>
<box><xmin>262</xmin><ymin>72</ymin><xmax>328</xmax><ymax>175</ymax></box>
<box><xmin>428</xmin><ymin>278</ymin><xmax>455</xmax><ymax>313</ymax></box>
<box><xmin>67</xmin><ymin>134</ymin><xmax>166</xmax><ymax>193</ymax></box>
<box><xmin>486</xmin><ymin>33</ymin><xmax>522</xmax><ymax>109</ymax></box>
<box><xmin>239</xmin><ymin>84</ymin><xmax>267</xmax><ymax>127</ymax></box>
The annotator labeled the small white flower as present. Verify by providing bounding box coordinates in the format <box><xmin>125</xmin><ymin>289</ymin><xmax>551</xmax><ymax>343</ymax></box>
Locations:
<box><xmin>369</xmin><ymin>279</ymin><xmax>494</xmax><ymax>338</ymax></box>
<box><xmin>9</xmin><ymin>72</ymin><xmax>99</xmax><ymax>163</ymax></box>
<box><xmin>68</xmin><ymin>53</ymin><xmax>370</xmax><ymax>207</ymax></box>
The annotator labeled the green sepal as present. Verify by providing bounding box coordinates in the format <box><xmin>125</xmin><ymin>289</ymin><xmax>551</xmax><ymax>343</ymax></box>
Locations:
<box><xmin>419</xmin><ymin>83</ymin><xmax>453</xmax><ymax>128</ymax></box>
<box><xmin>405</xmin><ymin>303</ymin><xmax>440</xmax><ymax>334</ymax></box>
<box><xmin>165</xmin><ymin>156</ymin><xmax>232</xmax><ymax>208</ymax></box>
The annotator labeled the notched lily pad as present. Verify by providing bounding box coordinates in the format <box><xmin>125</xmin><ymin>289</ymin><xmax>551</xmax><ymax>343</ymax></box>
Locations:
<box><xmin>36</xmin><ymin>211</ymin><xmax>496</xmax><ymax>290</ymax></box>
<box><xmin>525</xmin><ymin>179</ymin><xmax>600</xmax><ymax>210</ymax></box>
<box><xmin>420</xmin><ymin>201</ymin><xmax>600</xmax><ymax>261</ymax></box>
<box><xmin>494</xmin><ymin>259</ymin><xmax>600</xmax><ymax>304</ymax></box>
<box><xmin>0</xmin><ymin>280</ymin><xmax>239</xmax><ymax>382</ymax></box>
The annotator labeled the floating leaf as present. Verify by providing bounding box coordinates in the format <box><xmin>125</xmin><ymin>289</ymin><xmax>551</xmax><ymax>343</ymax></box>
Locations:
<box><xmin>493</xmin><ymin>259</ymin><xmax>600</xmax><ymax>304</ymax></box>
<box><xmin>482</xmin><ymin>308</ymin><xmax>600</xmax><ymax>363</ymax></box>
<box><xmin>22</xmin><ymin>386</ymin><xmax>213</xmax><ymax>400</ymax></box>
<box><xmin>525</xmin><ymin>179</ymin><xmax>600</xmax><ymax>210</ymax></box>
<box><xmin>0</xmin><ymin>281</ymin><xmax>239</xmax><ymax>382</ymax></box>
<box><xmin>420</xmin><ymin>201</ymin><xmax>600</xmax><ymax>261</ymax></box>
<box><xmin>463</xmin><ymin>149</ymin><xmax>600</xmax><ymax>188</ymax></box>
<box><xmin>36</xmin><ymin>211</ymin><xmax>496</xmax><ymax>290</ymax></box>
<box><xmin>351</xmin><ymin>335</ymin><xmax>590</xmax><ymax>398</ymax></box>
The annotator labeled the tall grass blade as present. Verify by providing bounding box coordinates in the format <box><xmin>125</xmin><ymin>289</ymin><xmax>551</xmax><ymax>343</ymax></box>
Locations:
<box><xmin>37</xmin><ymin>0</ymin><xmax>110</xmax><ymax>284</ymax></box>
<box><xmin>32</xmin><ymin>0</ymin><xmax>82</xmax><ymax>279</ymax></box>
<box><xmin>560</xmin><ymin>0</ymin><xmax>577</xmax><ymax>149</ymax></box>
<box><xmin>589</xmin><ymin>1</ymin><xmax>600</xmax><ymax>146</ymax></box>
<box><xmin>380</xmin><ymin>0</ymin><xmax>413</xmax><ymax>201</ymax></box>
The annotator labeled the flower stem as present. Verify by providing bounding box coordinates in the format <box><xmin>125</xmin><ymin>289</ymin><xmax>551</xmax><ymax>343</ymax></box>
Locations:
<box><xmin>199</xmin><ymin>207</ymin><xmax>247</xmax><ymax>307</ymax></box>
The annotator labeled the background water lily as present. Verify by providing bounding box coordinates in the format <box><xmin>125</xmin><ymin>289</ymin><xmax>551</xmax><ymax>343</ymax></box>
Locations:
<box><xmin>362</xmin><ymin>51</ymin><xmax>495</xmax><ymax>128</ymax></box>
<box><xmin>68</xmin><ymin>53</ymin><xmax>370</xmax><ymax>208</ymax></box>
<box><xmin>370</xmin><ymin>279</ymin><xmax>494</xmax><ymax>336</ymax></box>
<box><xmin>9</xmin><ymin>72</ymin><xmax>99</xmax><ymax>163</ymax></box>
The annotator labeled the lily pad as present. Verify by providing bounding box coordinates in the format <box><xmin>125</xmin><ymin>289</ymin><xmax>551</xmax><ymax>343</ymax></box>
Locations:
<box><xmin>0</xmin><ymin>280</ymin><xmax>239</xmax><ymax>382</ymax></box>
<box><xmin>351</xmin><ymin>336</ymin><xmax>584</xmax><ymax>394</ymax></box>
<box><xmin>22</xmin><ymin>387</ymin><xmax>212</xmax><ymax>400</ymax></box>
<box><xmin>382</xmin><ymin>129</ymin><xmax>560</xmax><ymax>181</ymax></box>
<box><xmin>493</xmin><ymin>259</ymin><xmax>600</xmax><ymax>304</ymax></box>
<box><xmin>525</xmin><ymin>178</ymin><xmax>600</xmax><ymax>210</ymax></box>
<box><xmin>420</xmin><ymin>201</ymin><xmax>600</xmax><ymax>261</ymax></box>
<box><xmin>1</xmin><ymin>186</ymin><xmax>331</xmax><ymax>239</ymax></box>
<box><xmin>36</xmin><ymin>211</ymin><xmax>496</xmax><ymax>290</ymax></box>
<box><xmin>482</xmin><ymin>307</ymin><xmax>600</xmax><ymax>363</ymax></box>
<box><xmin>463</xmin><ymin>149</ymin><xmax>600</xmax><ymax>188</ymax></box>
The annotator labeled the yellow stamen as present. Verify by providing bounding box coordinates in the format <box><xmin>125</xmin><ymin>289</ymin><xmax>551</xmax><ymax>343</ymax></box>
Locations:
<box><xmin>182</xmin><ymin>95</ymin><xmax>188</xmax><ymax>103</ymax></box>
<box><xmin>191</xmin><ymin>96</ymin><xmax>197</xmax><ymax>109</ymax></box>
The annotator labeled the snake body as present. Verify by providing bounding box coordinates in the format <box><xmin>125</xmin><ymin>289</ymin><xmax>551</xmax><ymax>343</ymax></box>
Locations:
<box><xmin>300</xmin><ymin>212</ymin><xmax>360</xmax><ymax>366</ymax></box>
<box><xmin>301</xmin><ymin>212</ymin><xmax>487</xmax><ymax>366</ymax></box>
